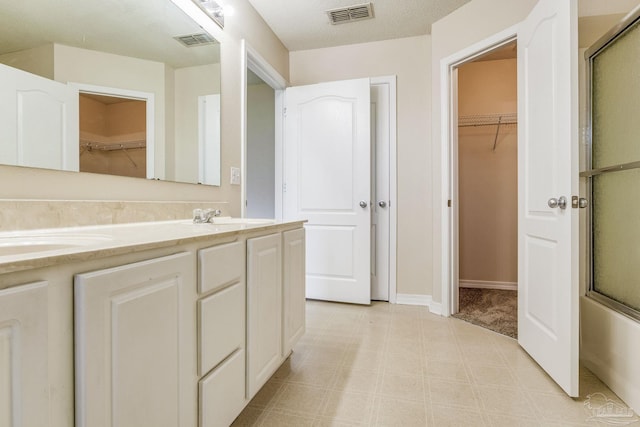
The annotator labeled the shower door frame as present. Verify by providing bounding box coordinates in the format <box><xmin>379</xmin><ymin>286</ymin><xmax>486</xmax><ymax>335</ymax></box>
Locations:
<box><xmin>583</xmin><ymin>6</ymin><xmax>640</xmax><ymax>322</ymax></box>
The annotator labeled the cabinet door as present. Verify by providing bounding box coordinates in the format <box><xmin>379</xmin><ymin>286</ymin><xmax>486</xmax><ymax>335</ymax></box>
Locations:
<box><xmin>282</xmin><ymin>228</ymin><xmax>306</xmax><ymax>356</ymax></box>
<box><xmin>75</xmin><ymin>252</ymin><xmax>196</xmax><ymax>427</ymax></box>
<box><xmin>0</xmin><ymin>281</ymin><xmax>48</xmax><ymax>427</ymax></box>
<box><xmin>247</xmin><ymin>233</ymin><xmax>282</xmax><ymax>399</ymax></box>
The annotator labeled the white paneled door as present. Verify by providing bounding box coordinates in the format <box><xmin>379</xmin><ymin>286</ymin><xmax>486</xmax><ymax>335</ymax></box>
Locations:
<box><xmin>517</xmin><ymin>0</ymin><xmax>579</xmax><ymax>396</ymax></box>
<box><xmin>284</xmin><ymin>78</ymin><xmax>371</xmax><ymax>304</ymax></box>
<box><xmin>0</xmin><ymin>64</ymin><xmax>79</xmax><ymax>171</ymax></box>
<box><xmin>370</xmin><ymin>83</ymin><xmax>391</xmax><ymax>301</ymax></box>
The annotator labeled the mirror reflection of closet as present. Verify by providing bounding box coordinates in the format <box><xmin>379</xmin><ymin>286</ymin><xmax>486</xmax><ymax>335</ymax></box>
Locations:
<box><xmin>79</xmin><ymin>94</ymin><xmax>147</xmax><ymax>178</ymax></box>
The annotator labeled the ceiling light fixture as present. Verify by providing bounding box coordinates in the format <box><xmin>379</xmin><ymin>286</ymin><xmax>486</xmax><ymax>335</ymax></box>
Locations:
<box><xmin>192</xmin><ymin>0</ymin><xmax>225</xmax><ymax>28</ymax></box>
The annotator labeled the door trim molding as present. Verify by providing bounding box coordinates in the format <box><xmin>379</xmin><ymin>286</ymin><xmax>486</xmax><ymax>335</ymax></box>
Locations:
<box><xmin>371</xmin><ymin>76</ymin><xmax>397</xmax><ymax>304</ymax></box>
<box><xmin>438</xmin><ymin>26</ymin><xmax>518</xmax><ymax>317</ymax></box>
<box><xmin>240</xmin><ymin>40</ymin><xmax>287</xmax><ymax>219</ymax></box>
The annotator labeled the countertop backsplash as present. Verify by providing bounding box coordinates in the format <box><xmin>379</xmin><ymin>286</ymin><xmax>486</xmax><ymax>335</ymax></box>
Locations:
<box><xmin>0</xmin><ymin>200</ymin><xmax>229</xmax><ymax>232</ymax></box>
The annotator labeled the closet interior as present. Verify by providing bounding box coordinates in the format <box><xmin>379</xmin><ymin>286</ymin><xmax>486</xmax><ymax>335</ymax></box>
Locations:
<box><xmin>454</xmin><ymin>41</ymin><xmax>518</xmax><ymax>338</ymax></box>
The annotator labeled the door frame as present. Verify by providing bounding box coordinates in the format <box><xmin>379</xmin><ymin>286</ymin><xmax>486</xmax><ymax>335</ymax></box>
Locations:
<box><xmin>439</xmin><ymin>26</ymin><xmax>518</xmax><ymax>317</ymax></box>
<box><xmin>240</xmin><ymin>53</ymin><xmax>398</xmax><ymax>302</ymax></box>
<box><xmin>370</xmin><ymin>76</ymin><xmax>398</xmax><ymax>304</ymax></box>
<box><xmin>240</xmin><ymin>40</ymin><xmax>287</xmax><ymax>219</ymax></box>
<box><xmin>69</xmin><ymin>83</ymin><xmax>155</xmax><ymax>179</ymax></box>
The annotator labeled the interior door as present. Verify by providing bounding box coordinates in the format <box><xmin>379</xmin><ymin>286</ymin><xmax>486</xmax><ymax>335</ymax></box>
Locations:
<box><xmin>284</xmin><ymin>78</ymin><xmax>371</xmax><ymax>304</ymax></box>
<box><xmin>517</xmin><ymin>0</ymin><xmax>579</xmax><ymax>396</ymax></box>
<box><xmin>0</xmin><ymin>64</ymin><xmax>79</xmax><ymax>171</ymax></box>
<box><xmin>370</xmin><ymin>83</ymin><xmax>390</xmax><ymax>301</ymax></box>
<box><xmin>198</xmin><ymin>93</ymin><xmax>221</xmax><ymax>186</ymax></box>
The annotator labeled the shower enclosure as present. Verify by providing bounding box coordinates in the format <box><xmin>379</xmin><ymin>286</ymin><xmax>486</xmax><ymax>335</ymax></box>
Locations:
<box><xmin>584</xmin><ymin>7</ymin><xmax>640</xmax><ymax>321</ymax></box>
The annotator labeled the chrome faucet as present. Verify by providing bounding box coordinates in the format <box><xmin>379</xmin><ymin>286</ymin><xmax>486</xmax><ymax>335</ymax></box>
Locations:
<box><xmin>193</xmin><ymin>208</ymin><xmax>222</xmax><ymax>223</ymax></box>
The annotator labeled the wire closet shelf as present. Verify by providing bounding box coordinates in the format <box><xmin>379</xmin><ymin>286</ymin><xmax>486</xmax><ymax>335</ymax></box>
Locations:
<box><xmin>458</xmin><ymin>112</ymin><xmax>517</xmax><ymax>151</ymax></box>
<box><xmin>458</xmin><ymin>112</ymin><xmax>517</xmax><ymax>128</ymax></box>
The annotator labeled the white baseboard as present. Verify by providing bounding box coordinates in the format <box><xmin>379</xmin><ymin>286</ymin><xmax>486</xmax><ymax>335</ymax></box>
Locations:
<box><xmin>395</xmin><ymin>294</ymin><xmax>442</xmax><ymax>315</ymax></box>
<box><xmin>395</xmin><ymin>293</ymin><xmax>431</xmax><ymax>306</ymax></box>
<box><xmin>459</xmin><ymin>280</ymin><xmax>517</xmax><ymax>291</ymax></box>
<box><xmin>428</xmin><ymin>301</ymin><xmax>442</xmax><ymax>315</ymax></box>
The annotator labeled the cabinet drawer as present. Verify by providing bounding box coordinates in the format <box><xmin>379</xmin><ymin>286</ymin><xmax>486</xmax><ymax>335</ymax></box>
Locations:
<box><xmin>198</xmin><ymin>282</ymin><xmax>244</xmax><ymax>376</ymax></box>
<box><xmin>199</xmin><ymin>349</ymin><xmax>245</xmax><ymax>427</ymax></box>
<box><xmin>199</xmin><ymin>241</ymin><xmax>244</xmax><ymax>295</ymax></box>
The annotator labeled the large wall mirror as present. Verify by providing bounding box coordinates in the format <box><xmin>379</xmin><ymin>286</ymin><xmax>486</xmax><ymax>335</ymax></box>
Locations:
<box><xmin>0</xmin><ymin>0</ymin><xmax>221</xmax><ymax>186</ymax></box>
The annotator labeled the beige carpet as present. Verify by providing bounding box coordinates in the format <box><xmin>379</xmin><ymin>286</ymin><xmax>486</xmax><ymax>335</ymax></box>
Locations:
<box><xmin>452</xmin><ymin>287</ymin><xmax>517</xmax><ymax>339</ymax></box>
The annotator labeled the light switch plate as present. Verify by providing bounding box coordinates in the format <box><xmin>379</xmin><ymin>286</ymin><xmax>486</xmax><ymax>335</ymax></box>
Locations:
<box><xmin>230</xmin><ymin>167</ymin><xmax>241</xmax><ymax>185</ymax></box>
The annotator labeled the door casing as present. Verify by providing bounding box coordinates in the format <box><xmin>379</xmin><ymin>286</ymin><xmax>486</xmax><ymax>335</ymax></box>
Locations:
<box><xmin>240</xmin><ymin>53</ymin><xmax>398</xmax><ymax>303</ymax></box>
<box><xmin>439</xmin><ymin>26</ymin><xmax>519</xmax><ymax>317</ymax></box>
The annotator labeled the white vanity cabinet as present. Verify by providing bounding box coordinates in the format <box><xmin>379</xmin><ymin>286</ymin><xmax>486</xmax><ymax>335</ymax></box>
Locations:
<box><xmin>74</xmin><ymin>252</ymin><xmax>197</xmax><ymax>427</ymax></box>
<box><xmin>246</xmin><ymin>233</ymin><xmax>283</xmax><ymax>399</ymax></box>
<box><xmin>0</xmin><ymin>220</ymin><xmax>305</xmax><ymax>427</ymax></box>
<box><xmin>282</xmin><ymin>228</ymin><xmax>306</xmax><ymax>356</ymax></box>
<box><xmin>0</xmin><ymin>281</ymin><xmax>49</xmax><ymax>427</ymax></box>
<box><xmin>246</xmin><ymin>228</ymin><xmax>306</xmax><ymax>400</ymax></box>
<box><xmin>197</xmin><ymin>241</ymin><xmax>246</xmax><ymax>427</ymax></box>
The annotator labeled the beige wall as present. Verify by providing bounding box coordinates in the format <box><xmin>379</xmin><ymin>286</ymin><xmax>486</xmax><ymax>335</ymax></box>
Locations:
<box><xmin>0</xmin><ymin>0</ymin><xmax>288</xmax><ymax>227</ymax></box>
<box><xmin>173</xmin><ymin>63</ymin><xmax>221</xmax><ymax>183</ymax></box>
<box><xmin>290</xmin><ymin>35</ymin><xmax>432</xmax><ymax>296</ymax></box>
<box><xmin>0</xmin><ymin>44</ymin><xmax>54</xmax><ymax>79</ymax></box>
<box><xmin>458</xmin><ymin>59</ymin><xmax>517</xmax><ymax>284</ymax></box>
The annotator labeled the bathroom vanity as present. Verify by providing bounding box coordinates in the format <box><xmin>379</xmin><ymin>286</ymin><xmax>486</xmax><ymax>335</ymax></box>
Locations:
<box><xmin>0</xmin><ymin>219</ymin><xmax>305</xmax><ymax>427</ymax></box>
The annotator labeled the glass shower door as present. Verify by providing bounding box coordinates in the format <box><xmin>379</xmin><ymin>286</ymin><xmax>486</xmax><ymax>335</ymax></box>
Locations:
<box><xmin>586</xmin><ymin>13</ymin><xmax>640</xmax><ymax>319</ymax></box>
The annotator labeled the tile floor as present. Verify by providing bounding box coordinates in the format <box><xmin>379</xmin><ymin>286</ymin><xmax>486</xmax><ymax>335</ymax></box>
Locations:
<box><xmin>232</xmin><ymin>301</ymin><xmax>638</xmax><ymax>426</ymax></box>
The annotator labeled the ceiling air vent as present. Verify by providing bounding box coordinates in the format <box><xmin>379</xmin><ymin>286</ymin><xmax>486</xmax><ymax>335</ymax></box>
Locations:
<box><xmin>173</xmin><ymin>33</ymin><xmax>218</xmax><ymax>47</ymax></box>
<box><xmin>326</xmin><ymin>3</ymin><xmax>374</xmax><ymax>25</ymax></box>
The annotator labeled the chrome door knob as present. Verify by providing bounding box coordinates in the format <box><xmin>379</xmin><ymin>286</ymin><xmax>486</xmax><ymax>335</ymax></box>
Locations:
<box><xmin>378</xmin><ymin>200</ymin><xmax>387</xmax><ymax>208</ymax></box>
<box><xmin>548</xmin><ymin>196</ymin><xmax>567</xmax><ymax>209</ymax></box>
<box><xmin>359</xmin><ymin>200</ymin><xmax>368</xmax><ymax>208</ymax></box>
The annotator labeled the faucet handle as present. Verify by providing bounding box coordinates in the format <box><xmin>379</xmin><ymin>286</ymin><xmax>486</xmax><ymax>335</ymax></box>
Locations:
<box><xmin>193</xmin><ymin>208</ymin><xmax>222</xmax><ymax>223</ymax></box>
<box><xmin>193</xmin><ymin>208</ymin><xmax>205</xmax><ymax>223</ymax></box>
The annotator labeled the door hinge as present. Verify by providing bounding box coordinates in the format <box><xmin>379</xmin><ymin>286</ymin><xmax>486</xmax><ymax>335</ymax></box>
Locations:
<box><xmin>447</xmin><ymin>199</ymin><xmax>452</xmax><ymax>207</ymax></box>
<box><xmin>283</xmin><ymin>107</ymin><xmax>287</xmax><ymax>117</ymax></box>
<box><xmin>282</xmin><ymin>183</ymin><xmax>287</xmax><ymax>192</ymax></box>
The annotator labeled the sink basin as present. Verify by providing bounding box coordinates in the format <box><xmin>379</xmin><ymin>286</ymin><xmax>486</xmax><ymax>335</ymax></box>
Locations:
<box><xmin>0</xmin><ymin>234</ymin><xmax>112</xmax><ymax>257</ymax></box>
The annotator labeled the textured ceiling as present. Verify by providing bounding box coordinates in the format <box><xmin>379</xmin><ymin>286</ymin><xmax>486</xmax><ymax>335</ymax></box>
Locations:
<box><xmin>247</xmin><ymin>0</ymin><xmax>472</xmax><ymax>51</ymax></box>
<box><xmin>0</xmin><ymin>0</ymin><xmax>219</xmax><ymax>68</ymax></box>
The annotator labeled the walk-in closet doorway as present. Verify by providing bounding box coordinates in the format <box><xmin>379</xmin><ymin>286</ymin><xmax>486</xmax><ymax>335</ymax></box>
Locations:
<box><xmin>451</xmin><ymin>41</ymin><xmax>519</xmax><ymax>338</ymax></box>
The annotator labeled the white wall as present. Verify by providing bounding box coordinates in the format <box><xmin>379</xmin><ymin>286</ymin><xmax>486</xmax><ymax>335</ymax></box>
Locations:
<box><xmin>246</xmin><ymin>83</ymin><xmax>275</xmax><ymax>218</ymax></box>
<box><xmin>290</xmin><ymin>35</ymin><xmax>431</xmax><ymax>296</ymax></box>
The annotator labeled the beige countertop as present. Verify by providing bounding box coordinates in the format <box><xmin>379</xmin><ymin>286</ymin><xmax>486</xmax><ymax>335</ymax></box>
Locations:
<box><xmin>0</xmin><ymin>219</ymin><xmax>306</xmax><ymax>275</ymax></box>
